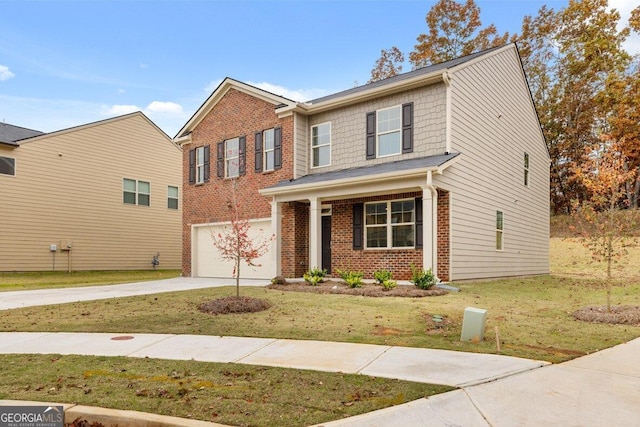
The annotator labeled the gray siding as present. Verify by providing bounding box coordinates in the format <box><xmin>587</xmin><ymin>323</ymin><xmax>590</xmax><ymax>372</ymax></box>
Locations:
<box><xmin>0</xmin><ymin>114</ymin><xmax>182</xmax><ymax>272</ymax></box>
<box><xmin>436</xmin><ymin>47</ymin><xmax>549</xmax><ymax>280</ymax></box>
<box><xmin>306</xmin><ymin>84</ymin><xmax>447</xmax><ymax>173</ymax></box>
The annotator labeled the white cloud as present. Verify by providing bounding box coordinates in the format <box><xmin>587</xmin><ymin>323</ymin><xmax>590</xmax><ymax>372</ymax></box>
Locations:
<box><xmin>145</xmin><ymin>101</ymin><xmax>183</xmax><ymax>115</ymax></box>
<box><xmin>247</xmin><ymin>81</ymin><xmax>330</xmax><ymax>102</ymax></box>
<box><xmin>117</xmin><ymin>88</ymin><xmax>126</xmax><ymax>94</ymax></box>
<box><xmin>105</xmin><ymin>104</ymin><xmax>141</xmax><ymax>115</ymax></box>
<box><xmin>609</xmin><ymin>0</ymin><xmax>640</xmax><ymax>55</ymax></box>
<box><xmin>204</xmin><ymin>78</ymin><xmax>330</xmax><ymax>102</ymax></box>
<box><xmin>0</xmin><ymin>65</ymin><xmax>15</xmax><ymax>81</ymax></box>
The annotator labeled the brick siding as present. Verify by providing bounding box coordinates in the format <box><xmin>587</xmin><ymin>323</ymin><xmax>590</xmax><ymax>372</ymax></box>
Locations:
<box><xmin>181</xmin><ymin>88</ymin><xmax>293</xmax><ymax>276</ymax></box>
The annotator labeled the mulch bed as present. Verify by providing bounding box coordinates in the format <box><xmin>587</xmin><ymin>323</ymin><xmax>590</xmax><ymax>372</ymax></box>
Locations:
<box><xmin>573</xmin><ymin>305</ymin><xmax>640</xmax><ymax>324</ymax></box>
<box><xmin>267</xmin><ymin>280</ymin><xmax>448</xmax><ymax>298</ymax></box>
<box><xmin>198</xmin><ymin>296</ymin><xmax>272</xmax><ymax>315</ymax></box>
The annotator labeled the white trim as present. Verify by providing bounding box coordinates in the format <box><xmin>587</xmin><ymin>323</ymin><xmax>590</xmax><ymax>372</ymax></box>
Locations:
<box><xmin>376</xmin><ymin>105</ymin><xmax>402</xmax><ymax>158</ymax></box>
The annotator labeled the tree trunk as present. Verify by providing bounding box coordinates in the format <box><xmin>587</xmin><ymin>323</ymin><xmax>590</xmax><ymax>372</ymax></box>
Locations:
<box><xmin>236</xmin><ymin>258</ymin><xmax>240</xmax><ymax>298</ymax></box>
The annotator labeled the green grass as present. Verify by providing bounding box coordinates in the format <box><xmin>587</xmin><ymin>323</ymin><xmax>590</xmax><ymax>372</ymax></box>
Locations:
<box><xmin>1</xmin><ymin>238</ymin><xmax>639</xmax><ymax>425</ymax></box>
<box><xmin>0</xmin><ymin>354</ymin><xmax>451</xmax><ymax>427</ymax></box>
<box><xmin>0</xmin><ymin>270</ymin><xmax>180</xmax><ymax>291</ymax></box>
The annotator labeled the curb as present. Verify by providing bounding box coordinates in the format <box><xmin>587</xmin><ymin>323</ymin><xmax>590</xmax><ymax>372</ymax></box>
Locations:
<box><xmin>1</xmin><ymin>400</ymin><xmax>229</xmax><ymax>427</ymax></box>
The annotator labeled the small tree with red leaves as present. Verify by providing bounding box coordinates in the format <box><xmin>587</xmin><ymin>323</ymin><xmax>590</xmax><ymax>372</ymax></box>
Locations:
<box><xmin>210</xmin><ymin>180</ymin><xmax>274</xmax><ymax>297</ymax></box>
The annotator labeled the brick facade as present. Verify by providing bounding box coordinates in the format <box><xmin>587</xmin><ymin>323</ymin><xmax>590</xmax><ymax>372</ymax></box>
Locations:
<box><xmin>181</xmin><ymin>89</ymin><xmax>294</xmax><ymax>276</ymax></box>
<box><xmin>436</xmin><ymin>189</ymin><xmax>450</xmax><ymax>281</ymax></box>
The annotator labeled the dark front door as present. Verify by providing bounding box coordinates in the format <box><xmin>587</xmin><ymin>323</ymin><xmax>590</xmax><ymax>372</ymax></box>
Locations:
<box><xmin>321</xmin><ymin>215</ymin><xmax>332</xmax><ymax>273</ymax></box>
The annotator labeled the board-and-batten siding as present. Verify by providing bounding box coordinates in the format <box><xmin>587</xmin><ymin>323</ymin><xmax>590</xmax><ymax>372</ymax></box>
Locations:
<box><xmin>435</xmin><ymin>47</ymin><xmax>550</xmax><ymax>280</ymax></box>
<box><xmin>0</xmin><ymin>114</ymin><xmax>182</xmax><ymax>271</ymax></box>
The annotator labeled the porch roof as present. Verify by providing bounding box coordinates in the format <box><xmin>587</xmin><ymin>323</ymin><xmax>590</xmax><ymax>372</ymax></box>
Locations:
<box><xmin>260</xmin><ymin>152</ymin><xmax>460</xmax><ymax>200</ymax></box>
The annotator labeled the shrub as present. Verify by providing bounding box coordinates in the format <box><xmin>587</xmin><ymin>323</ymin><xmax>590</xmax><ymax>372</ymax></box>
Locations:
<box><xmin>411</xmin><ymin>265</ymin><xmax>436</xmax><ymax>290</ymax></box>
<box><xmin>303</xmin><ymin>267</ymin><xmax>327</xmax><ymax>286</ymax></box>
<box><xmin>373</xmin><ymin>269</ymin><xmax>392</xmax><ymax>284</ymax></box>
<box><xmin>381</xmin><ymin>279</ymin><xmax>397</xmax><ymax>291</ymax></box>
<box><xmin>336</xmin><ymin>269</ymin><xmax>364</xmax><ymax>288</ymax></box>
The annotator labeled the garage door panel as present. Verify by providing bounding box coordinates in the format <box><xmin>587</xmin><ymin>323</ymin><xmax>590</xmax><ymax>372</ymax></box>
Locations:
<box><xmin>194</xmin><ymin>220</ymin><xmax>275</xmax><ymax>279</ymax></box>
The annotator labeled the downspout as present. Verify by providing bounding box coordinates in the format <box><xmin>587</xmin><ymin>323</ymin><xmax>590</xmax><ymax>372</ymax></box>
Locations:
<box><xmin>442</xmin><ymin>71</ymin><xmax>452</xmax><ymax>155</ymax></box>
<box><xmin>425</xmin><ymin>170</ymin><xmax>438</xmax><ymax>278</ymax></box>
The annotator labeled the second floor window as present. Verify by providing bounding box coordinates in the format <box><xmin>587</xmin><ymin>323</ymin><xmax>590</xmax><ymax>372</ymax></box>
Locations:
<box><xmin>0</xmin><ymin>156</ymin><xmax>15</xmax><ymax>176</ymax></box>
<box><xmin>196</xmin><ymin>147</ymin><xmax>206</xmax><ymax>184</ymax></box>
<box><xmin>225</xmin><ymin>137</ymin><xmax>240</xmax><ymax>178</ymax></box>
<box><xmin>123</xmin><ymin>178</ymin><xmax>150</xmax><ymax>206</ymax></box>
<box><xmin>312</xmin><ymin>122</ymin><xmax>331</xmax><ymax>167</ymax></box>
<box><xmin>377</xmin><ymin>106</ymin><xmax>402</xmax><ymax>157</ymax></box>
<box><xmin>263</xmin><ymin>129</ymin><xmax>275</xmax><ymax>171</ymax></box>
<box><xmin>366</xmin><ymin>102</ymin><xmax>413</xmax><ymax>159</ymax></box>
<box><xmin>168</xmin><ymin>186</ymin><xmax>179</xmax><ymax>209</ymax></box>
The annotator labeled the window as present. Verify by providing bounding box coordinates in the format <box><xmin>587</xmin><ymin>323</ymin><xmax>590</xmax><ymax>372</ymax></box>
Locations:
<box><xmin>377</xmin><ymin>106</ymin><xmax>402</xmax><ymax>157</ymax></box>
<box><xmin>496</xmin><ymin>211</ymin><xmax>504</xmax><ymax>250</ymax></box>
<box><xmin>524</xmin><ymin>152</ymin><xmax>530</xmax><ymax>186</ymax></box>
<box><xmin>366</xmin><ymin>103</ymin><xmax>413</xmax><ymax>159</ymax></box>
<box><xmin>196</xmin><ymin>147</ymin><xmax>205</xmax><ymax>184</ymax></box>
<box><xmin>225</xmin><ymin>137</ymin><xmax>240</xmax><ymax>178</ymax></box>
<box><xmin>365</xmin><ymin>199</ymin><xmax>415</xmax><ymax>249</ymax></box>
<box><xmin>189</xmin><ymin>145</ymin><xmax>209</xmax><ymax>185</ymax></box>
<box><xmin>123</xmin><ymin>178</ymin><xmax>150</xmax><ymax>206</ymax></box>
<box><xmin>168</xmin><ymin>186</ymin><xmax>178</xmax><ymax>210</ymax></box>
<box><xmin>0</xmin><ymin>156</ymin><xmax>15</xmax><ymax>176</ymax></box>
<box><xmin>254</xmin><ymin>129</ymin><xmax>281</xmax><ymax>173</ymax></box>
<box><xmin>311</xmin><ymin>122</ymin><xmax>331</xmax><ymax>167</ymax></box>
<box><xmin>263</xmin><ymin>129</ymin><xmax>275</xmax><ymax>171</ymax></box>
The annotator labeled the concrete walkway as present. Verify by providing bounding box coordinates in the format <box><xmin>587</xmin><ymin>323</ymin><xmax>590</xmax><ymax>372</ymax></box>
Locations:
<box><xmin>1</xmin><ymin>278</ymin><xmax>639</xmax><ymax>426</ymax></box>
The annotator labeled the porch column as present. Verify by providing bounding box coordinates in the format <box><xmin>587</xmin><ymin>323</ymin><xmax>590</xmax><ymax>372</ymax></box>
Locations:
<box><xmin>421</xmin><ymin>183</ymin><xmax>437</xmax><ymax>276</ymax></box>
<box><xmin>271</xmin><ymin>199</ymin><xmax>282</xmax><ymax>276</ymax></box>
<box><xmin>309</xmin><ymin>197</ymin><xmax>322</xmax><ymax>270</ymax></box>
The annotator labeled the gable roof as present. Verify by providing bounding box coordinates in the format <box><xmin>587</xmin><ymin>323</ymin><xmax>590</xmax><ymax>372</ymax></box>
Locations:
<box><xmin>0</xmin><ymin>123</ymin><xmax>44</xmax><ymax>147</ymax></box>
<box><xmin>308</xmin><ymin>45</ymin><xmax>504</xmax><ymax>106</ymax></box>
<box><xmin>175</xmin><ymin>78</ymin><xmax>298</xmax><ymax>140</ymax></box>
<box><xmin>17</xmin><ymin>112</ymin><xmax>174</xmax><ymax>147</ymax></box>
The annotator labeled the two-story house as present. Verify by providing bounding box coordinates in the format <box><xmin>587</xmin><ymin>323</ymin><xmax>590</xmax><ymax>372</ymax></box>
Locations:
<box><xmin>176</xmin><ymin>43</ymin><xmax>549</xmax><ymax>281</ymax></box>
<box><xmin>0</xmin><ymin>112</ymin><xmax>182</xmax><ymax>272</ymax></box>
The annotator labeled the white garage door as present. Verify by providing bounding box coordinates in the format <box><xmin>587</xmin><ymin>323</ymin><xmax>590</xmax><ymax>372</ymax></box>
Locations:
<box><xmin>193</xmin><ymin>219</ymin><xmax>275</xmax><ymax>279</ymax></box>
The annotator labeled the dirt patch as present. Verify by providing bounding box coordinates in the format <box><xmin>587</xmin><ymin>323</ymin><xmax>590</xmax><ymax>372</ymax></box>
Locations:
<box><xmin>267</xmin><ymin>280</ymin><xmax>448</xmax><ymax>298</ymax></box>
<box><xmin>198</xmin><ymin>296</ymin><xmax>272</xmax><ymax>315</ymax></box>
<box><xmin>503</xmin><ymin>343</ymin><xmax>587</xmax><ymax>357</ymax></box>
<box><xmin>573</xmin><ymin>305</ymin><xmax>640</xmax><ymax>324</ymax></box>
<box><xmin>422</xmin><ymin>313</ymin><xmax>457</xmax><ymax>335</ymax></box>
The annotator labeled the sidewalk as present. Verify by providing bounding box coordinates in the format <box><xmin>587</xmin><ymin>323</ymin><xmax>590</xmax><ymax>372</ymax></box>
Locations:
<box><xmin>1</xmin><ymin>278</ymin><xmax>639</xmax><ymax>426</ymax></box>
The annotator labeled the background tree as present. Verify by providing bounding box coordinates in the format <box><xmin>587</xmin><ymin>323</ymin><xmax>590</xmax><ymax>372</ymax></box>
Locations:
<box><xmin>409</xmin><ymin>0</ymin><xmax>509</xmax><ymax>68</ymax></box>
<box><xmin>369</xmin><ymin>47</ymin><xmax>404</xmax><ymax>83</ymax></box>
<box><xmin>514</xmin><ymin>0</ymin><xmax>633</xmax><ymax>214</ymax></box>
<box><xmin>570</xmin><ymin>143</ymin><xmax>639</xmax><ymax>311</ymax></box>
<box><xmin>210</xmin><ymin>180</ymin><xmax>273</xmax><ymax>297</ymax></box>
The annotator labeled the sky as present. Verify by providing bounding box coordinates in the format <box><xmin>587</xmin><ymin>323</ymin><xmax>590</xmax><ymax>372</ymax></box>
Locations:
<box><xmin>0</xmin><ymin>0</ymin><xmax>638</xmax><ymax>138</ymax></box>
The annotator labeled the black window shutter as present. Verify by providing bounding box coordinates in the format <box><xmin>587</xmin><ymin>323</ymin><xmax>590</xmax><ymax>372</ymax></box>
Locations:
<box><xmin>366</xmin><ymin>112</ymin><xmax>376</xmax><ymax>159</ymax></box>
<box><xmin>216</xmin><ymin>142</ymin><xmax>224</xmax><ymax>178</ymax></box>
<box><xmin>353</xmin><ymin>203</ymin><xmax>364</xmax><ymax>250</ymax></box>
<box><xmin>239</xmin><ymin>136</ymin><xmax>246</xmax><ymax>176</ymax></box>
<box><xmin>254</xmin><ymin>131</ymin><xmax>263</xmax><ymax>172</ymax></box>
<box><xmin>203</xmin><ymin>144</ymin><xmax>211</xmax><ymax>182</ymax></box>
<box><xmin>274</xmin><ymin>127</ymin><xmax>282</xmax><ymax>170</ymax></box>
<box><xmin>415</xmin><ymin>197</ymin><xmax>423</xmax><ymax>249</ymax></box>
<box><xmin>402</xmin><ymin>102</ymin><xmax>414</xmax><ymax>154</ymax></box>
<box><xmin>188</xmin><ymin>149</ymin><xmax>196</xmax><ymax>184</ymax></box>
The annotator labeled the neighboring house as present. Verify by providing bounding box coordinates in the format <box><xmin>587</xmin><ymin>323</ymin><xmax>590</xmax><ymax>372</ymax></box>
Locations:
<box><xmin>176</xmin><ymin>43</ymin><xmax>549</xmax><ymax>281</ymax></box>
<box><xmin>0</xmin><ymin>112</ymin><xmax>182</xmax><ymax>272</ymax></box>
